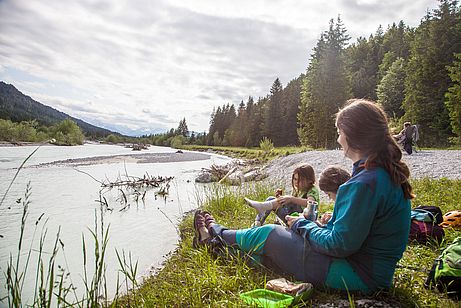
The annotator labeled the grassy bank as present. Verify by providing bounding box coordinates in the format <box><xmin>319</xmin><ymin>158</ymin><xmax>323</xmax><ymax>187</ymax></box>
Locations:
<box><xmin>119</xmin><ymin>178</ymin><xmax>461</xmax><ymax>307</ymax></box>
<box><xmin>182</xmin><ymin>145</ymin><xmax>315</xmax><ymax>162</ymax></box>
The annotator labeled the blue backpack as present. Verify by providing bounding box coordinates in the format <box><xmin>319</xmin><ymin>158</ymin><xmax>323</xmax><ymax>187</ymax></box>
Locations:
<box><xmin>411</xmin><ymin>205</ymin><xmax>443</xmax><ymax>224</ymax></box>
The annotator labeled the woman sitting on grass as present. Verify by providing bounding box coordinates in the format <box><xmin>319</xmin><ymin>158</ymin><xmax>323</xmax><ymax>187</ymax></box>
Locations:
<box><xmin>244</xmin><ymin>163</ymin><xmax>320</xmax><ymax>226</ymax></box>
<box><xmin>193</xmin><ymin>99</ymin><xmax>413</xmax><ymax>293</ymax></box>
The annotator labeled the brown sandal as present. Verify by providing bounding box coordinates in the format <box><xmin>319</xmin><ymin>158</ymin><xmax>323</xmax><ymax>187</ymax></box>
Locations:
<box><xmin>193</xmin><ymin>210</ymin><xmax>211</xmax><ymax>248</ymax></box>
<box><xmin>202</xmin><ymin>211</ymin><xmax>216</xmax><ymax>230</ymax></box>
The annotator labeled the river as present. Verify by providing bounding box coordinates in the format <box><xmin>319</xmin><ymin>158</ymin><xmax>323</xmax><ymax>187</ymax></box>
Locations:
<box><xmin>0</xmin><ymin>143</ymin><xmax>231</xmax><ymax>304</ymax></box>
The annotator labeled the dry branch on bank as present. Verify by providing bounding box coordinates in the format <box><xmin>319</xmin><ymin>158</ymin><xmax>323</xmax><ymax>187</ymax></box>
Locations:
<box><xmin>100</xmin><ymin>173</ymin><xmax>174</xmax><ymax>189</ymax></box>
<box><xmin>74</xmin><ymin>168</ymin><xmax>175</xmax><ymax>211</ymax></box>
<box><xmin>195</xmin><ymin>161</ymin><xmax>266</xmax><ymax>184</ymax></box>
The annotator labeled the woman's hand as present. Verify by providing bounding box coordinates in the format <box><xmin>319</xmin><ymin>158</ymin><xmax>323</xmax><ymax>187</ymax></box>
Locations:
<box><xmin>315</xmin><ymin>212</ymin><xmax>332</xmax><ymax>227</ymax></box>
<box><xmin>278</xmin><ymin>195</ymin><xmax>292</xmax><ymax>205</ymax></box>
<box><xmin>286</xmin><ymin>215</ymin><xmax>302</xmax><ymax>228</ymax></box>
<box><xmin>319</xmin><ymin>212</ymin><xmax>332</xmax><ymax>225</ymax></box>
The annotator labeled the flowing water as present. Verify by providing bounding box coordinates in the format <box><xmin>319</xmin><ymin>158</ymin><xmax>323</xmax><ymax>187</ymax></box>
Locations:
<box><xmin>0</xmin><ymin>143</ymin><xmax>231</xmax><ymax>303</ymax></box>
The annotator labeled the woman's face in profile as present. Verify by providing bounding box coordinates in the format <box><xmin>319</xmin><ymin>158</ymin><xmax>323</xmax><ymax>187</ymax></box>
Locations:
<box><xmin>337</xmin><ymin>129</ymin><xmax>349</xmax><ymax>155</ymax></box>
<box><xmin>337</xmin><ymin>128</ymin><xmax>362</xmax><ymax>161</ymax></box>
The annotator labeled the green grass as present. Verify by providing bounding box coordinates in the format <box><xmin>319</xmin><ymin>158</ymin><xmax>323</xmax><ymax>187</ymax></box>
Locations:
<box><xmin>119</xmin><ymin>178</ymin><xmax>461</xmax><ymax>307</ymax></box>
<box><xmin>391</xmin><ymin>178</ymin><xmax>461</xmax><ymax>307</ymax></box>
<box><xmin>5</xmin><ymin>151</ymin><xmax>459</xmax><ymax>307</ymax></box>
<box><xmin>116</xmin><ymin>184</ymin><xmax>278</xmax><ymax>307</ymax></box>
<box><xmin>182</xmin><ymin>145</ymin><xmax>316</xmax><ymax>162</ymax></box>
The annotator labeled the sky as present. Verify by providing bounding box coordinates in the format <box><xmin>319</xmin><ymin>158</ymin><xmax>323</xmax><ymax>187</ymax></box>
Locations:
<box><xmin>0</xmin><ymin>0</ymin><xmax>439</xmax><ymax>136</ymax></box>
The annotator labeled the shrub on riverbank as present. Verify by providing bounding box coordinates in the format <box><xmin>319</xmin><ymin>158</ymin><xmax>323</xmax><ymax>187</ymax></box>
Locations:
<box><xmin>121</xmin><ymin>178</ymin><xmax>461</xmax><ymax>307</ymax></box>
<box><xmin>0</xmin><ymin>119</ymin><xmax>48</xmax><ymax>143</ymax></box>
<box><xmin>0</xmin><ymin>118</ymin><xmax>84</xmax><ymax>145</ymax></box>
<box><xmin>183</xmin><ymin>145</ymin><xmax>315</xmax><ymax>162</ymax></box>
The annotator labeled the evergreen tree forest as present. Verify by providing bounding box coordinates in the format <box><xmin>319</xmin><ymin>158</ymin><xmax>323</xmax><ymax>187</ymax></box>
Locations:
<box><xmin>205</xmin><ymin>0</ymin><xmax>461</xmax><ymax>148</ymax></box>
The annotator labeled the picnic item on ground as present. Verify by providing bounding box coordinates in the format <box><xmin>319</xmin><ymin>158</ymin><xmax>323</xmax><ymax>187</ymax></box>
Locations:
<box><xmin>440</xmin><ymin>210</ymin><xmax>461</xmax><ymax>229</ymax></box>
<box><xmin>239</xmin><ymin>289</ymin><xmax>293</xmax><ymax>308</ymax></box>
<box><xmin>239</xmin><ymin>278</ymin><xmax>314</xmax><ymax>307</ymax></box>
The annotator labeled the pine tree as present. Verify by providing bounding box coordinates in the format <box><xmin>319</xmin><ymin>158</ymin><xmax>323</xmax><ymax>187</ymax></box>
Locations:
<box><xmin>378</xmin><ymin>21</ymin><xmax>412</xmax><ymax>80</ymax></box>
<box><xmin>346</xmin><ymin>37</ymin><xmax>375</xmax><ymax>99</ymax></box>
<box><xmin>189</xmin><ymin>131</ymin><xmax>196</xmax><ymax>144</ymax></box>
<box><xmin>346</xmin><ymin>26</ymin><xmax>384</xmax><ymax>100</ymax></box>
<box><xmin>445</xmin><ymin>53</ymin><xmax>461</xmax><ymax>144</ymax></box>
<box><xmin>263</xmin><ymin>78</ymin><xmax>284</xmax><ymax>146</ymax></box>
<box><xmin>225</xmin><ymin>104</ymin><xmax>237</xmax><ymax>139</ymax></box>
<box><xmin>176</xmin><ymin>118</ymin><xmax>189</xmax><ymax>137</ymax></box>
<box><xmin>403</xmin><ymin>0</ymin><xmax>461</xmax><ymax>146</ymax></box>
<box><xmin>299</xmin><ymin>17</ymin><xmax>351</xmax><ymax>149</ymax></box>
<box><xmin>377</xmin><ymin>58</ymin><xmax>407</xmax><ymax>119</ymax></box>
<box><xmin>228</xmin><ymin>101</ymin><xmax>247</xmax><ymax>146</ymax></box>
<box><xmin>246</xmin><ymin>96</ymin><xmax>263</xmax><ymax>147</ymax></box>
<box><xmin>207</xmin><ymin>107</ymin><xmax>218</xmax><ymax>145</ymax></box>
<box><xmin>207</xmin><ymin>103</ymin><xmax>236</xmax><ymax>145</ymax></box>
<box><xmin>283</xmin><ymin>75</ymin><xmax>303</xmax><ymax>145</ymax></box>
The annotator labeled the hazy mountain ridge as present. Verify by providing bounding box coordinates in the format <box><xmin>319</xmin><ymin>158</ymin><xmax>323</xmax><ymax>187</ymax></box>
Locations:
<box><xmin>0</xmin><ymin>81</ymin><xmax>115</xmax><ymax>138</ymax></box>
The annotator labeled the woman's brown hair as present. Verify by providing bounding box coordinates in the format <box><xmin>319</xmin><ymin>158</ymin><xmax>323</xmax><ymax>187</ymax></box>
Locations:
<box><xmin>335</xmin><ymin>99</ymin><xmax>414</xmax><ymax>199</ymax></box>
<box><xmin>292</xmin><ymin>164</ymin><xmax>316</xmax><ymax>193</ymax></box>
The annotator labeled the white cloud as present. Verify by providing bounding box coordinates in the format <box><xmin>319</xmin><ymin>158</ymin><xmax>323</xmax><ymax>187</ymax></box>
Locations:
<box><xmin>0</xmin><ymin>0</ymin><xmax>440</xmax><ymax>135</ymax></box>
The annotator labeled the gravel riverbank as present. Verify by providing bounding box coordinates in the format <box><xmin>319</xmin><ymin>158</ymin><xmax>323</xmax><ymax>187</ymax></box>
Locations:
<box><xmin>34</xmin><ymin>151</ymin><xmax>211</xmax><ymax>167</ymax></box>
<box><xmin>263</xmin><ymin>149</ymin><xmax>461</xmax><ymax>190</ymax></box>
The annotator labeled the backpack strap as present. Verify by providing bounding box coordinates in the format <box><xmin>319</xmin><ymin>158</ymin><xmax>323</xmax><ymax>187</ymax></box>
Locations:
<box><xmin>424</xmin><ymin>257</ymin><xmax>440</xmax><ymax>289</ymax></box>
<box><xmin>411</xmin><ymin>209</ymin><xmax>436</xmax><ymax>223</ymax></box>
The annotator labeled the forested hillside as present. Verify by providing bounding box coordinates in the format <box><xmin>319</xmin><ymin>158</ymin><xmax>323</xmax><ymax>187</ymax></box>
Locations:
<box><xmin>0</xmin><ymin>81</ymin><xmax>114</xmax><ymax>138</ymax></box>
<box><xmin>206</xmin><ymin>0</ymin><xmax>461</xmax><ymax>148</ymax></box>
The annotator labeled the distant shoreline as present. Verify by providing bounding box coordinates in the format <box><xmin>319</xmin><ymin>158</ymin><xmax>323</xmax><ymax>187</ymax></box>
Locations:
<box><xmin>34</xmin><ymin>151</ymin><xmax>212</xmax><ymax>167</ymax></box>
<box><xmin>0</xmin><ymin>141</ymin><xmax>55</xmax><ymax>147</ymax></box>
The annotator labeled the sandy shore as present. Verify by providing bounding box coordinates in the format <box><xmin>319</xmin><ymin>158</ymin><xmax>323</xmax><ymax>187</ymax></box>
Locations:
<box><xmin>36</xmin><ymin>151</ymin><xmax>212</xmax><ymax>167</ymax></box>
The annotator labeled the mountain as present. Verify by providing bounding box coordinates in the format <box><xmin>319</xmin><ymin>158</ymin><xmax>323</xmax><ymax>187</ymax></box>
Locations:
<box><xmin>0</xmin><ymin>81</ymin><xmax>116</xmax><ymax>138</ymax></box>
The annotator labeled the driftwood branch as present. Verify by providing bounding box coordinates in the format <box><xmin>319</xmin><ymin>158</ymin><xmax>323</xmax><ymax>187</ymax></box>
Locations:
<box><xmin>76</xmin><ymin>168</ymin><xmax>175</xmax><ymax>211</ymax></box>
<box><xmin>196</xmin><ymin>161</ymin><xmax>263</xmax><ymax>184</ymax></box>
<box><xmin>218</xmin><ymin>166</ymin><xmax>237</xmax><ymax>184</ymax></box>
<box><xmin>74</xmin><ymin>168</ymin><xmax>104</xmax><ymax>184</ymax></box>
<box><xmin>100</xmin><ymin>174</ymin><xmax>174</xmax><ymax>189</ymax></box>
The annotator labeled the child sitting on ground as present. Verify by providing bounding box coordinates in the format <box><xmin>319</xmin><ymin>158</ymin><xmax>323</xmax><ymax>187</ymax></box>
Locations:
<box><xmin>315</xmin><ymin>166</ymin><xmax>351</xmax><ymax>227</ymax></box>
<box><xmin>245</xmin><ymin>163</ymin><xmax>320</xmax><ymax>226</ymax></box>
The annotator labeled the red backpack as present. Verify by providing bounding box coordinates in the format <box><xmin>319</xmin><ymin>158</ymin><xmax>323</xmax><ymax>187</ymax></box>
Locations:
<box><xmin>409</xmin><ymin>206</ymin><xmax>445</xmax><ymax>244</ymax></box>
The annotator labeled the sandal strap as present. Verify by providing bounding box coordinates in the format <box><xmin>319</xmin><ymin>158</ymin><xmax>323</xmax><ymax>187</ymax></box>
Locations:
<box><xmin>202</xmin><ymin>212</ymin><xmax>216</xmax><ymax>229</ymax></box>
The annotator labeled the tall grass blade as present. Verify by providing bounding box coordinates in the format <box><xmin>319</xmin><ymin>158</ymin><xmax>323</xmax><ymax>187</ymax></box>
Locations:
<box><xmin>0</xmin><ymin>145</ymin><xmax>41</xmax><ymax>208</ymax></box>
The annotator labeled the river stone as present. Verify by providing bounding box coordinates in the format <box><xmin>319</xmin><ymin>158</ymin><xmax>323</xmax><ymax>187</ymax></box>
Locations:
<box><xmin>195</xmin><ymin>172</ymin><xmax>214</xmax><ymax>183</ymax></box>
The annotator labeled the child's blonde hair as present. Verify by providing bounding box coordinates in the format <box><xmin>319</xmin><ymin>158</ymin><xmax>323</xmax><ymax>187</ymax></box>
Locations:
<box><xmin>292</xmin><ymin>164</ymin><xmax>315</xmax><ymax>193</ymax></box>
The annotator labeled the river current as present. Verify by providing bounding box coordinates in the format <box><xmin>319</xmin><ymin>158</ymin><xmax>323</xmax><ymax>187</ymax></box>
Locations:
<box><xmin>0</xmin><ymin>143</ymin><xmax>230</xmax><ymax>303</ymax></box>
